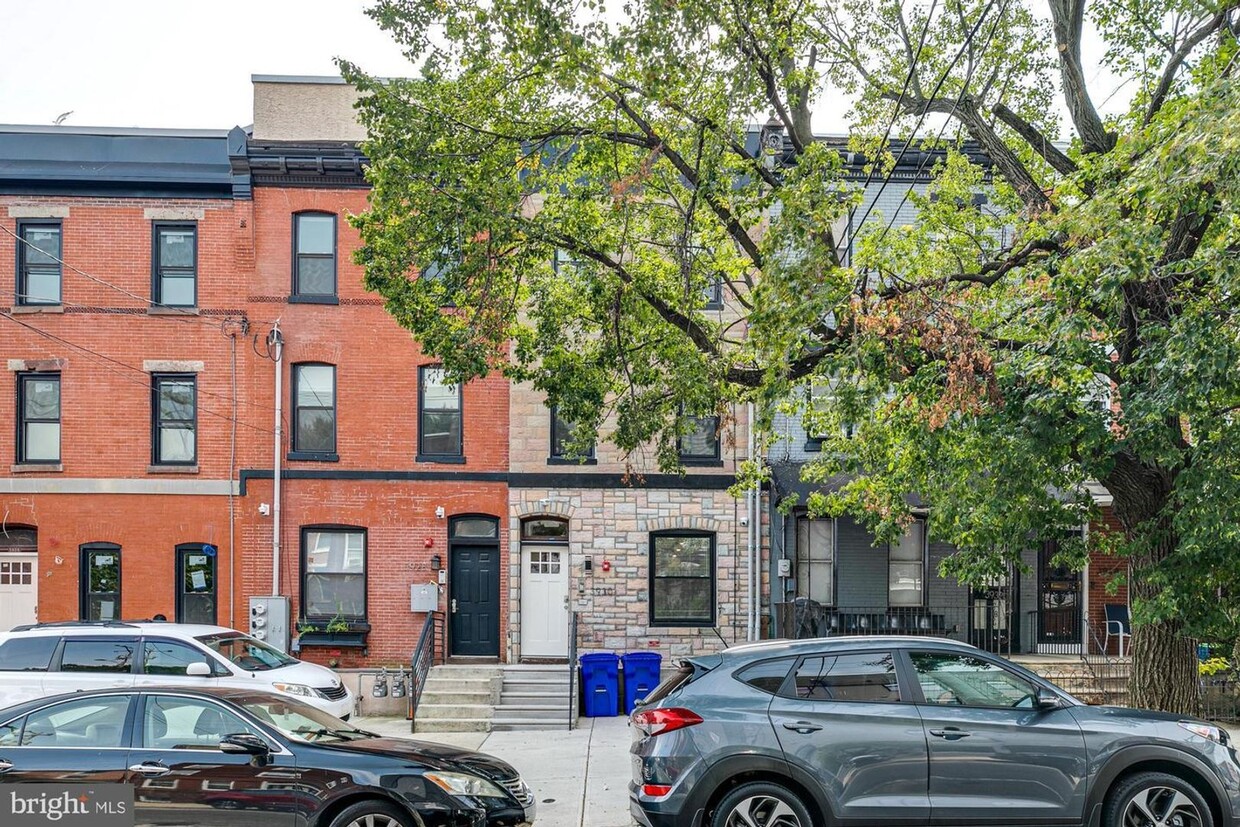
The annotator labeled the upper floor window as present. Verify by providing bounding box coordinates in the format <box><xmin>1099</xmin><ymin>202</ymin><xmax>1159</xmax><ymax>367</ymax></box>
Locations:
<box><xmin>152</xmin><ymin>223</ymin><xmax>197</xmax><ymax>307</ymax></box>
<box><xmin>419</xmin><ymin>366</ymin><xmax>462</xmax><ymax>460</ymax></box>
<box><xmin>550</xmin><ymin>406</ymin><xmax>595</xmax><ymax>462</ymax></box>
<box><xmin>293</xmin><ymin>213</ymin><xmax>336</xmax><ymax>299</ymax></box>
<box><xmin>151</xmin><ymin>374</ymin><xmax>196</xmax><ymax>465</ymax></box>
<box><xmin>702</xmin><ymin>276</ymin><xmax>723</xmax><ymax>309</ymax></box>
<box><xmin>292</xmin><ymin>364</ymin><xmax>336</xmax><ymax>458</ymax></box>
<box><xmin>17</xmin><ymin>372</ymin><xmax>60</xmax><ymax>464</ymax></box>
<box><xmin>679</xmin><ymin>412</ymin><xmax>720</xmax><ymax>462</ymax></box>
<box><xmin>16</xmin><ymin>222</ymin><xmax>62</xmax><ymax>306</ymax></box>
<box><xmin>649</xmin><ymin>531</ymin><xmax>715</xmax><ymax>627</ymax></box>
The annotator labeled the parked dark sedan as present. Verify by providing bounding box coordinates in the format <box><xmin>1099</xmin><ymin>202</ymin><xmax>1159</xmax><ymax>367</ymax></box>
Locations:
<box><xmin>0</xmin><ymin>686</ymin><xmax>534</xmax><ymax>827</ymax></box>
<box><xmin>631</xmin><ymin>636</ymin><xmax>1240</xmax><ymax>827</ymax></box>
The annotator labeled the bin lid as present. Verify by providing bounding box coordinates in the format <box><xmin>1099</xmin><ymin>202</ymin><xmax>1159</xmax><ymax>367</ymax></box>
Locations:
<box><xmin>579</xmin><ymin>652</ymin><xmax>620</xmax><ymax>664</ymax></box>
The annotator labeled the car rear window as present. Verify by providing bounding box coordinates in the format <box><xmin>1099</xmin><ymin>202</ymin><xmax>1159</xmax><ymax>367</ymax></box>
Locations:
<box><xmin>736</xmin><ymin>657</ymin><xmax>796</xmax><ymax>694</ymax></box>
<box><xmin>634</xmin><ymin>660</ymin><xmax>708</xmax><ymax>708</ymax></box>
<box><xmin>0</xmin><ymin>636</ymin><xmax>59</xmax><ymax>671</ymax></box>
<box><xmin>58</xmin><ymin>639</ymin><xmax>137</xmax><ymax>673</ymax></box>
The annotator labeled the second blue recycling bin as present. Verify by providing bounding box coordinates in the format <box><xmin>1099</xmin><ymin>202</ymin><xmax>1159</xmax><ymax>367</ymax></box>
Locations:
<box><xmin>622</xmin><ymin>651</ymin><xmax>663</xmax><ymax>714</ymax></box>
<box><xmin>580</xmin><ymin>652</ymin><xmax>620</xmax><ymax>717</ymax></box>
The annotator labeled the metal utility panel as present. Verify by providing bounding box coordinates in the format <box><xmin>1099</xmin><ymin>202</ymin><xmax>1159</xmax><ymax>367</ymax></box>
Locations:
<box><xmin>410</xmin><ymin>583</ymin><xmax>439</xmax><ymax>613</ymax></box>
<box><xmin>249</xmin><ymin>596</ymin><xmax>290</xmax><ymax>653</ymax></box>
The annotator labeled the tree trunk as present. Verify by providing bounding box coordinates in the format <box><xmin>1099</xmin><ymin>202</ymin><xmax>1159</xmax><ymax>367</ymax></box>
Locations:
<box><xmin>1106</xmin><ymin>457</ymin><xmax>1199</xmax><ymax>714</ymax></box>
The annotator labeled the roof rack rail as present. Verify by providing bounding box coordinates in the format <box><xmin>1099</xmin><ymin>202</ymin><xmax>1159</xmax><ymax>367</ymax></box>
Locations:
<box><xmin>9</xmin><ymin>620</ymin><xmax>140</xmax><ymax>632</ymax></box>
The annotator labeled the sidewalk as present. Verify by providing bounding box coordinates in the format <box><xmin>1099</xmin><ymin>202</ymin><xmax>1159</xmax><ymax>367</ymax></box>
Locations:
<box><xmin>351</xmin><ymin>715</ymin><xmax>636</xmax><ymax>827</ymax></box>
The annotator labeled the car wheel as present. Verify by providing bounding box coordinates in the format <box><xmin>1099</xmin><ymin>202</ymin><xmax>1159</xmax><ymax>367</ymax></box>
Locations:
<box><xmin>711</xmin><ymin>781</ymin><xmax>812</xmax><ymax>827</ymax></box>
<box><xmin>1105</xmin><ymin>771</ymin><xmax>1213</xmax><ymax>827</ymax></box>
<box><xmin>327</xmin><ymin>799</ymin><xmax>413</xmax><ymax>827</ymax></box>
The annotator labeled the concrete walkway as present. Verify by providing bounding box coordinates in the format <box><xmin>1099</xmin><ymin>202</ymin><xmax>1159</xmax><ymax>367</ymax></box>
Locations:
<box><xmin>352</xmin><ymin>715</ymin><xmax>636</xmax><ymax>827</ymax></box>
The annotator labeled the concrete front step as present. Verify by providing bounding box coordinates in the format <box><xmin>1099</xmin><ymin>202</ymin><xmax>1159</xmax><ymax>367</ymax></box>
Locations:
<box><xmin>491</xmin><ymin>718</ymin><xmax>576</xmax><ymax>732</ymax></box>
<box><xmin>415</xmin><ymin>703</ymin><xmax>494</xmax><ymax>719</ymax></box>
<box><xmin>420</xmin><ymin>690</ymin><xmax>495</xmax><ymax>706</ymax></box>
<box><xmin>414</xmin><ymin>717</ymin><xmax>492</xmax><ymax>733</ymax></box>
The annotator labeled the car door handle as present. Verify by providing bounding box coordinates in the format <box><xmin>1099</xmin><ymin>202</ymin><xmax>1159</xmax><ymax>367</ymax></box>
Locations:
<box><xmin>0</xmin><ymin>758</ymin><xmax>13</xmax><ymax>773</ymax></box>
<box><xmin>128</xmin><ymin>762</ymin><xmax>171</xmax><ymax>777</ymax></box>
<box><xmin>929</xmin><ymin>728</ymin><xmax>972</xmax><ymax>740</ymax></box>
<box><xmin>781</xmin><ymin>721</ymin><xmax>823</xmax><ymax>734</ymax></box>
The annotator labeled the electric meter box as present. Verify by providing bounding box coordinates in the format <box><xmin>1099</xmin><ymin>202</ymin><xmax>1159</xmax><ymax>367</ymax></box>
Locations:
<box><xmin>249</xmin><ymin>596</ymin><xmax>290</xmax><ymax>653</ymax></box>
<box><xmin>410</xmin><ymin>583</ymin><xmax>439</xmax><ymax>613</ymax></box>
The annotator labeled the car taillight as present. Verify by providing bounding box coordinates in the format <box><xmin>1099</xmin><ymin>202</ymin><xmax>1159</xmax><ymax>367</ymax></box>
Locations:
<box><xmin>631</xmin><ymin>707</ymin><xmax>703</xmax><ymax>736</ymax></box>
<box><xmin>641</xmin><ymin>784</ymin><xmax>673</xmax><ymax>797</ymax></box>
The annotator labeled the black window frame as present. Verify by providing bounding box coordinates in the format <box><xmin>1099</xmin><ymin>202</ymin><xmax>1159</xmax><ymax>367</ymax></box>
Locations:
<box><xmin>299</xmin><ymin>525</ymin><xmax>368</xmax><ymax>622</ymax></box>
<box><xmin>289</xmin><ymin>362</ymin><xmax>337</xmax><ymax>461</ymax></box>
<box><xmin>291</xmin><ymin>211</ymin><xmax>338</xmax><ymax>303</ymax></box>
<box><xmin>549</xmin><ymin>405</ymin><xmax>596</xmax><ymax>464</ymax></box>
<box><xmin>16</xmin><ymin>371</ymin><xmax>61</xmax><ymax>464</ymax></box>
<box><xmin>15</xmin><ymin>220</ymin><xmax>62</xmax><ymax>306</ymax></box>
<box><xmin>649</xmin><ymin>530</ymin><xmax>716</xmax><ymax>627</ymax></box>
<box><xmin>150</xmin><ymin>373</ymin><xmax>197</xmax><ymax>466</ymax></box>
<box><xmin>702</xmin><ymin>275</ymin><xmax>723</xmax><ymax>310</ymax></box>
<box><xmin>678</xmin><ymin>411</ymin><xmax>721</xmax><ymax>463</ymax></box>
<box><xmin>151</xmin><ymin>221</ymin><xmax>198</xmax><ymax>308</ymax></box>
<box><xmin>417</xmin><ymin>365</ymin><xmax>464</xmax><ymax>462</ymax></box>
<box><xmin>79</xmin><ymin>543</ymin><xmax>122</xmax><ymax>621</ymax></box>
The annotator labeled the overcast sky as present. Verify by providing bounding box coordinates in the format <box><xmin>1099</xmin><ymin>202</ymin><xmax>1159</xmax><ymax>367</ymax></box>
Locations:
<box><xmin>0</xmin><ymin>0</ymin><xmax>1124</xmax><ymax>137</ymax></box>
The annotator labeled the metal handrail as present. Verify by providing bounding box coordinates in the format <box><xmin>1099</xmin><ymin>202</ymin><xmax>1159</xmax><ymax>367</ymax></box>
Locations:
<box><xmin>1081</xmin><ymin>619</ymin><xmax>1126</xmax><ymax>705</ymax></box>
<box><xmin>567</xmin><ymin>611</ymin><xmax>578</xmax><ymax>731</ymax></box>
<box><xmin>408</xmin><ymin>610</ymin><xmax>443</xmax><ymax>731</ymax></box>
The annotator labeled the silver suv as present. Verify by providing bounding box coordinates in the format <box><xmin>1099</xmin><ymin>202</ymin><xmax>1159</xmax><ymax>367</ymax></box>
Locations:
<box><xmin>630</xmin><ymin>636</ymin><xmax>1240</xmax><ymax>827</ymax></box>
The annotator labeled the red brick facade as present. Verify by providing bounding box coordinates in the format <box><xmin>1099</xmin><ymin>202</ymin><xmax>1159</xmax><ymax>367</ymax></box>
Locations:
<box><xmin>1088</xmin><ymin>506</ymin><xmax>1131</xmax><ymax>655</ymax></box>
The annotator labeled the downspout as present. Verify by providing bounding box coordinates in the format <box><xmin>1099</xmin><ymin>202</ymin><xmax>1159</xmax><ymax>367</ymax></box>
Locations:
<box><xmin>228</xmin><ymin>327</ymin><xmax>238</xmax><ymax>628</ymax></box>
<box><xmin>270</xmin><ymin>322</ymin><xmax>284</xmax><ymax>596</ymax></box>
<box><xmin>747</xmin><ymin>402</ymin><xmax>758</xmax><ymax>641</ymax></box>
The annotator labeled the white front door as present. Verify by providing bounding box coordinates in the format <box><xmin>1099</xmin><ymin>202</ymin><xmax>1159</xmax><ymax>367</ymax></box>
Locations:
<box><xmin>0</xmin><ymin>553</ymin><xmax>38</xmax><ymax>630</ymax></box>
<box><xmin>520</xmin><ymin>544</ymin><xmax>569</xmax><ymax>658</ymax></box>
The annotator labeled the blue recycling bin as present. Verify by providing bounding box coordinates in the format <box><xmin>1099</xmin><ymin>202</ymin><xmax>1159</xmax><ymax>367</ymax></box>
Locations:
<box><xmin>580</xmin><ymin>653</ymin><xmax>620</xmax><ymax>717</ymax></box>
<box><xmin>622</xmin><ymin>652</ymin><xmax>663</xmax><ymax>714</ymax></box>
<box><xmin>1198</xmin><ymin>643</ymin><xmax>1211</xmax><ymax>661</ymax></box>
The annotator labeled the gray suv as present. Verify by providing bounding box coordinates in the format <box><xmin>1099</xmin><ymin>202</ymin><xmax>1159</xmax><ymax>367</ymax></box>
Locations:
<box><xmin>630</xmin><ymin>636</ymin><xmax>1240</xmax><ymax>827</ymax></box>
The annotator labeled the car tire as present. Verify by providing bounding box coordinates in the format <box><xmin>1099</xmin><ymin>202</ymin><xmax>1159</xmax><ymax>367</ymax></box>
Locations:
<box><xmin>1104</xmin><ymin>770</ymin><xmax>1213</xmax><ymax>827</ymax></box>
<box><xmin>327</xmin><ymin>799</ymin><xmax>414</xmax><ymax>827</ymax></box>
<box><xmin>710</xmin><ymin>781</ymin><xmax>813</xmax><ymax>827</ymax></box>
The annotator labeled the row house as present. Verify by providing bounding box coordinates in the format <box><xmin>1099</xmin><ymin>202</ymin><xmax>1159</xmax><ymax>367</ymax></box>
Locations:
<box><xmin>766</xmin><ymin>141</ymin><xmax>1130</xmax><ymax>657</ymax></box>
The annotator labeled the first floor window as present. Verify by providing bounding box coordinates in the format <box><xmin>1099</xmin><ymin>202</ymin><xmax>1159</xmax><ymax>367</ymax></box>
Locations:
<box><xmin>18</xmin><ymin>373</ymin><xmax>61</xmax><ymax>463</ymax></box>
<box><xmin>152</xmin><ymin>374</ymin><xmax>196</xmax><ymax>464</ymax></box>
<box><xmin>80</xmin><ymin>543</ymin><xmax>121</xmax><ymax>621</ymax></box>
<box><xmin>889</xmin><ymin>520</ymin><xmax>926</xmax><ymax>607</ymax></box>
<box><xmin>301</xmin><ymin>528</ymin><xmax>366</xmax><ymax>619</ymax></box>
<box><xmin>649</xmin><ymin>531</ymin><xmax>715</xmax><ymax>626</ymax></box>
<box><xmin>796</xmin><ymin>517</ymin><xmax>834</xmax><ymax>605</ymax></box>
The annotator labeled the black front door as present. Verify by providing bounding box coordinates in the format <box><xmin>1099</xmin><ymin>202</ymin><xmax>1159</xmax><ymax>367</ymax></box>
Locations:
<box><xmin>176</xmin><ymin>545</ymin><xmax>216</xmax><ymax>625</ymax></box>
<box><xmin>1038</xmin><ymin>537</ymin><xmax>1082</xmax><ymax>646</ymax></box>
<box><xmin>450</xmin><ymin>545</ymin><xmax>500</xmax><ymax>657</ymax></box>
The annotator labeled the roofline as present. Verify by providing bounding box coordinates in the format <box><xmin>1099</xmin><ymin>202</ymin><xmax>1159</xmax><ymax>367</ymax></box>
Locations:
<box><xmin>252</xmin><ymin>74</ymin><xmax>350</xmax><ymax>85</ymax></box>
<box><xmin>0</xmin><ymin>124</ymin><xmax>231</xmax><ymax>138</ymax></box>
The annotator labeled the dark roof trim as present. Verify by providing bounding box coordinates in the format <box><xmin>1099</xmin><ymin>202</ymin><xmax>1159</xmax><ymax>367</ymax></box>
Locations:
<box><xmin>246</xmin><ymin>139</ymin><xmax>368</xmax><ymax>188</ymax></box>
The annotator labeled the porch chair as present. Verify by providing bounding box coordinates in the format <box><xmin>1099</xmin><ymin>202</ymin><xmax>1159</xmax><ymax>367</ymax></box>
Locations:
<box><xmin>1104</xmin><ymin>604</ymin><xmax>1131</xmax><ymax>657</ymax></box>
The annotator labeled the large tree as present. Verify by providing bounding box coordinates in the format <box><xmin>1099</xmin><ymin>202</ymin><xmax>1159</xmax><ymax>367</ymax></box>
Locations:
<box><xmin>342</xmin><ymin>0</ymin><xmax>1240</xmax><ymax>712</ymax></box>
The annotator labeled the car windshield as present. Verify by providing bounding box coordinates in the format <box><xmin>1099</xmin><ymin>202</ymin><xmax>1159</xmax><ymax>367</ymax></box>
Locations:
<box><xmin>235</xmin><ymin>694</ymin><xmax>373</xmax><ymax>743</ymax></box>
<box><xmin>196</xmin><ymin>632</ymin><xmax>298</xmax><ymax>672</ymax></box>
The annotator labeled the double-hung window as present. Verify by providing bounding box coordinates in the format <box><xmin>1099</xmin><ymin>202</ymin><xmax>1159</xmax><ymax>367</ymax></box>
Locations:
<box><xmin>151</xmin><ymin>374</ymin><xmax>196</xmax><ymax>465</ymax></box>
<box><xmin>292</xmin><ymin>213</ymin><xmax>337</xmax><ymax>299</ymax></box>
<box><xmin>419</xmin><ymin>366</ymin><xmax>462</xmax><ymax>460</ymax></box>
<box><xmin>889</xmin><ymin>520</ymin><xmax>926</xmax><ymax>607</ymax></box>
<box><xmin>649</xmin><ymin>531</ymin><xmax>715</xmax><ymax>626</ymax></box>
<box><xmin>17</xmin><ymin>373</ymin><xmax>60</xmax><ymax>464</ymax></box>
<box><xmin>152</xmin><ymin>223</ymin><xmax>197</xmax><ymax>307</ymax></box>
<box><xmin>550</xmin><ymin>406</ymin><xmax>594</xmax><ymax>461</ymax></box>
<box><xmin>301</xmin><ymin>527</ymin><xmax>366</xmax><ymax>620</ymax></box>
<box><xmin>291</xmin><ymin>364</ymin><xmax>336</xmax><ymax>458</ymax></box>
<box><xmin>679</xmin><ymin>412</ymin><xmax>720</xmax><ymax>462</ymax></box>
<box><xmin>796</xmin><ymin>516</ymin><xmax>835</xmax><ymax>605</ymax></box>
<box><xmin>16</xmin><ymin>222</ymin><xmax>62</xmax><ymax>306</ymax></box>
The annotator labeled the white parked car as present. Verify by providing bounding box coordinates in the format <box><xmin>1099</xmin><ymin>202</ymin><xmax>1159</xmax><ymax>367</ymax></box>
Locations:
<box><xmin>0</xmin><ymin>621</ymin><xmax>354</xmax><ymax>718</ymax></box>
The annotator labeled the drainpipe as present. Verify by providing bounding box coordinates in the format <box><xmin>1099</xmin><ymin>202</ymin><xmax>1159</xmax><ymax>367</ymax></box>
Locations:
<box><xmin>270</xmin><ymin>322</ymin><xmax>284</xmax><ymax>596</ymax></box>
<box><xmin>747</xmin><ymin>402</ymin><xmax>758</xmax><ymax>641</ymax></box>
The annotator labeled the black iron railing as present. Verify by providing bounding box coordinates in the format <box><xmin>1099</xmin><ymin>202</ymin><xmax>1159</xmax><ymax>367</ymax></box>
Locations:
<box><xmin>408</xmin><ymin>610</ymin><xmax>444</xmax><ymax>731</ymax></box>
<box><xmin>1079</xmin><ymin>620</ymin><xmax>1129</xmax><ymax>706</ymax></box>
<box><xmin>775</xmin><ymin>601</ymin><xmax>969</xmax><ymax>642</ymax></box>
<box><xmin>567</xmin><ymin>611</ymin><xmax>578</xmax><ymax>731</ymax></box>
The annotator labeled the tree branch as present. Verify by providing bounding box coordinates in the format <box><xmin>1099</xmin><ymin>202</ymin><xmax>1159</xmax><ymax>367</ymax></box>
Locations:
<box><xmin>877</xmin><ymin>235</ymin><xmax>1062</xmax><ymax>299</ymax></box>
<box><xmin>1047</xmin><ymin>0</ymin><xmax>1116</xmax><ymax>154</ymax></box>
<box><xmin>1144</xmin><ymin>5</ymin><xmax>1237</xmax><ymax>125</ymax></box>
<box><xmin>991</xmin><ymin>102</ymin><xmax>1079</xmax><ymax>175</ymax></box>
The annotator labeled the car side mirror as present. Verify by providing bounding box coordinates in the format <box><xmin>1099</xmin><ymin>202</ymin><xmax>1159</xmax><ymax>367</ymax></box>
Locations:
<box><xmin>186</xmin><ymin>662</ymin><xmax>213</xmax><ymax>677</ymax></box>
<box><xmin>219</xmin><ymin>733</ymin><xmax>271</xmax><ymax>755</ymax></box>
<box><xmin>1035</xmin><ymin>688</ymin><xmax>1062</xmax><ymax>710</ymax></box>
